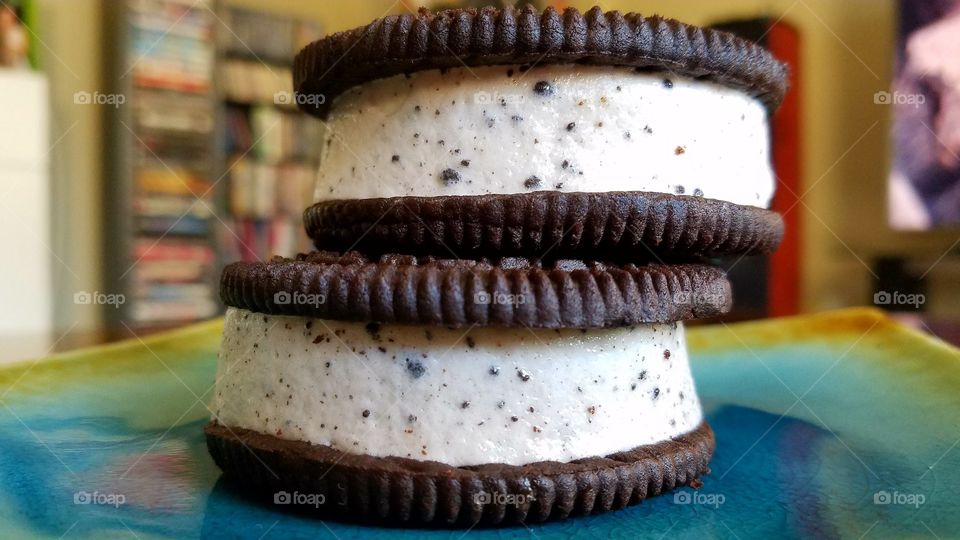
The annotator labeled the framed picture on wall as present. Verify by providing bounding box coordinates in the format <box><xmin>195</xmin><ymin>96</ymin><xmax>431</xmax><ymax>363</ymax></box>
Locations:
<box><xmin>889</xmin><ymin>0</ymin><xmax>960</xmax><ymax>230</ymax></box>
<box><xmin>0</xmin><ymin>0</ymin><xmax>35</xmax><ymax>69</ymax></box>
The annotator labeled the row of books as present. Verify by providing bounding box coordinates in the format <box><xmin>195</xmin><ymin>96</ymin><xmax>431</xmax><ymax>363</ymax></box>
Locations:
<box><xmin>220</xmin><ymin>59</ymin><xmax>293</xmax><ymax>106</ymax></box>
<box><xmin>225</xmin><ymin>105</ymin><xmax>322</xmax><ymax>163</ymax></box>
<box><xmin>217</xmin><ymin>217</ymin><xmax>311</xmax><ymax>263</ymax></box>
<box><xmin>129</xmin><ymin>0</ymin><xmax>213</xmax><ymax>40</ymax></box>
<box><xmin>134</xmin><ymin>166</ymin><xmax>214</xmax><ymax>238</ymax></box>
<box><xmin>226</xmin><ymin>159</ymin><xmax>314</xmax><ymax>219</ymax></box>
<box><xmin>131</xmin><ymin>30</ymin><xmax>214</xmax><ymax>93</ymax></box>
<box><xmin>136</xmin><ymin>90</ymin><xmax>214</xmax><ymax>134</ymax></box>
<box><xmin>137</xmin><ymin>167</ymin><xmax>209</xmax><ymax>198</ymax></box>
<box><xmin>218</xmin><ymin>8</ymin><xmax>320</xmax><ymax>64</ymax></box>
<box><xmin>129</xmin><ymin>1</ymin><xmax>215</xmax><ymax>94</ymax></box>
<box><xmin>129</xmin><ymin>239</ymin><xmax>218</xmax><ymax>324</ymax></box>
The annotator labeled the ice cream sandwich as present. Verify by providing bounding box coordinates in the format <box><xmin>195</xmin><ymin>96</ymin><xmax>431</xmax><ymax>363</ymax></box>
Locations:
<box><xmin>205</xmin><ymin>5</ymin><xmax>787</xmax><ymax>527</ymax></box>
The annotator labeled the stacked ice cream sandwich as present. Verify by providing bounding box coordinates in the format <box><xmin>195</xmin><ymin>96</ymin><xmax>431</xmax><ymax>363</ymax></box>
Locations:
<box><xmin>206</xmin><ymin>5</ymin><xmax>787</xmax><ymax>527</ymax></box>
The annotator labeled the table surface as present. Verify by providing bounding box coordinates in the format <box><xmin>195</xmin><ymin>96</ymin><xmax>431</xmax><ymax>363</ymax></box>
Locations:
<box><xmin>0</xmin><ymin>308</ymin><xmax>958</xmax><ymax>539</ymax></box>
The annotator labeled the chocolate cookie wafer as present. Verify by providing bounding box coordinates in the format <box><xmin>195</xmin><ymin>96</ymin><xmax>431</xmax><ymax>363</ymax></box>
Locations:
<box><xmin>293</xmin><ymin>5</ymin><xmax>788</xmax><ymax>118</ymax></box>
<box><xmin>205</xmin><ymin>421</ymin><xmax>714</xmax><ymax>527</ymax></box>
<box><xmin>304</xmin><ymin>191</ymin><xmax>784</xmax><ymax>260</ymax></box>
<box><xmin>219</xmin><ymin>251</ymin><xmax>732</xmax><ymax>328</ymax></box>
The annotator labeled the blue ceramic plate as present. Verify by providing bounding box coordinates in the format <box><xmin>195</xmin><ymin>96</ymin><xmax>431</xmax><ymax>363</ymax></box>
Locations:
<box><xmin>1</xmin><ymin>308</ymin><xmax>957</xmax><ymax>539</ymax></box>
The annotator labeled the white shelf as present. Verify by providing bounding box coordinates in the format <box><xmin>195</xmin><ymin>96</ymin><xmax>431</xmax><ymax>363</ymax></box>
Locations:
<box><xmin>0</xmin><ymin>70</ymin><xmax>52</xmax><ymax>361</ymax></box>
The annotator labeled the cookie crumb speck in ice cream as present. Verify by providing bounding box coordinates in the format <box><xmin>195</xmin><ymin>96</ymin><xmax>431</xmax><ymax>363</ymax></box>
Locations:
<box><xmin>205</xmin><ymin>4</ymin><xmax>788</xmax><ymax>527</ymax></box>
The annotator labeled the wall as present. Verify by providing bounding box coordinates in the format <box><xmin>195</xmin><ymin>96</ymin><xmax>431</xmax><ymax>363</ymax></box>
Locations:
<box><xmin>36</xmin><ymin>0</ymin><xmax>104</xmax><ymax>337</ymax></box>
<box><xmin>0</xmin><ymin>71</ymin><xmax>52</xmax><ymax>361</ymax></box>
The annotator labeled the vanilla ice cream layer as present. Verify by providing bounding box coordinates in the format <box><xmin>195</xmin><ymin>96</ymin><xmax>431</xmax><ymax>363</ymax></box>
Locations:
<box><xmin>315</xmin><ymin>64</ymin><xmax>774</xmax><ymax>208</ymax></box>
<box><xmin>213</xmin><ymin>307</ymin><xmax>704</xmax><ymax>467</ymax></box>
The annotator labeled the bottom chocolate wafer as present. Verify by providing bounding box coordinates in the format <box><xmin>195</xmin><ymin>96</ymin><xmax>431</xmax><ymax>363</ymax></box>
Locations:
<box><xmin>205</xmin><ymin>420</ymin><xmax>714</xmax><ymax>527</ymax></box>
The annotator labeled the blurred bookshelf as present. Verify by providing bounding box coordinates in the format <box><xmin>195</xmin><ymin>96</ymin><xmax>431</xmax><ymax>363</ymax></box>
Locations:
<box><xmin>104</xmin><ymin>0</ymin><xmax>219</xmax><ymax>333</ymax></box>
<box><xmin>104</xmin><ymin>1</ymin><xmax>322</xmax><ymax>333</ymax></box>
<box><xmin>215</xmin><ymin>7</ymin><xmax>320</xmax><ymax>264</ymax></box>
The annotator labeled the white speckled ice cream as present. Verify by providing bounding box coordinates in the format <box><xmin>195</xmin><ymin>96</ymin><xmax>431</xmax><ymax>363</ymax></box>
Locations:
<box><xmin>315</xmin><ymin>64</ymin><xmax>774</xmax><ymax>208</ymax></box>
<box><xmin>215</xmin><ymin>308</ymin><xmax>702</xmax><ymax>467</ymax></box>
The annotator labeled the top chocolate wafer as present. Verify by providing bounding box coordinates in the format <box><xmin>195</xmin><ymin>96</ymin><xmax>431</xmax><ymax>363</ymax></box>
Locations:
<box><xmin>293</xmin><ymin>5</ymin><xmax>788</xmax><ymax>118</ymax></box>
